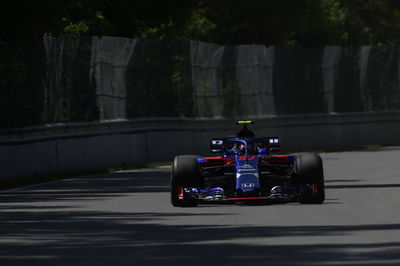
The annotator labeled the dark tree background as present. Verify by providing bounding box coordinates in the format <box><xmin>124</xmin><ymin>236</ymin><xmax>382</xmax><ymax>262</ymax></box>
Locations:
<box><xmin>2</xmin><ymin>0</ymin><xmax>400</xmax><ymax>46</ymax></box>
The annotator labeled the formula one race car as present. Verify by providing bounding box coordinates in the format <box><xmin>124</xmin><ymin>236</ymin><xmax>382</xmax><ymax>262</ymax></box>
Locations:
<box><xmin>170</xmin><ymin>121</ymin><xmax>325</xmax><ymax>207</ymax></box>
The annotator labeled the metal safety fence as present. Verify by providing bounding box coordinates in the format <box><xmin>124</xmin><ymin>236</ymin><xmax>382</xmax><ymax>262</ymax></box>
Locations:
<box><xmin>1</xmin><ymin>36</ymin><xmax>400</xmax><ymax>129</ymax></box>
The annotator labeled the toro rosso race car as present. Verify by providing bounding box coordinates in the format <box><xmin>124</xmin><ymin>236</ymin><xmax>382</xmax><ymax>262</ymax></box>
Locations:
<box><xmin>170</xmin><ymin>121</ymin><xmax>325</xmax><ymax>207</ymax></box>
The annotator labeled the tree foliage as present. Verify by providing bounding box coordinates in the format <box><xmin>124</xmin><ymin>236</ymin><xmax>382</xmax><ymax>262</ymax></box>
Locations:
<box><xmin>2</xmin><ymin>0</ymin><xmax>400</xmax><ymax>45</ymax></box>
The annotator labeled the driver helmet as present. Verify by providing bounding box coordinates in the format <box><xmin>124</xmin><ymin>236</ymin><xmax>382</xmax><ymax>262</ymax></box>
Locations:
<box><xmin>233</xmin><ymin>143</ymin><xmax>246</xmax><ymax>154</ymax></box>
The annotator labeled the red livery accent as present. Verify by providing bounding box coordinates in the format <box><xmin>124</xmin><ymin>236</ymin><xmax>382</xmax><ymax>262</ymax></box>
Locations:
<box><xmin>260</xmin><ymin>155</ymin><xmax>290</xmax><ymax>164</ymax></box>
<box><xmin>203</xmin><ymin>157</ymin><xmax>234</xmax><ymax>165</ymax></box>
<box><xmin>204</xmin><ymin>156</ymin><xmax>225</xmax><ymax>160</ymax></box>
<box><xmin>238</xmin><ymin>155</ymin><xmax>256</xmax><ymax>160</ymax></box>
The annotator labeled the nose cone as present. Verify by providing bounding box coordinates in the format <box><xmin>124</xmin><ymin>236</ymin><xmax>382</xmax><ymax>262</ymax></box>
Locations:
<box><xmin>235</xmin><ymin>155</ymin><xmax>260</xmax><ymax>196</ymax></box>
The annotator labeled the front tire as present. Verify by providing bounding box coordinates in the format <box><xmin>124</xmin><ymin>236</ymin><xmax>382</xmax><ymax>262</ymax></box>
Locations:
<box><xmin>292</xmin><ymin>152</ymin><xmax>325</xmax><ymax>204</ymax></box>
<box><xmin>171</xmin><ymin>155</ymin><xmax>201</xmax><ymax>207</ymax></box>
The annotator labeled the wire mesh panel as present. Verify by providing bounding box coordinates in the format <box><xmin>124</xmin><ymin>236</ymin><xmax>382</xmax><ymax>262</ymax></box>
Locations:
<box><xmin>334</xmin><ymin>47</ymin><xmax>363</xmax><ymax>112</ymax></box>
<box><xmin>43</xmin><ymin>36</ymin><xmax>97</xmax><ymax>123</ymax></box>
<box><xmin>126</xmin><ymin>39</ymin><xmax>192</xmax><ymax>118</ymax></box>
<box><xmin>90</xmin><ymin>36</ymin><xmax>136</xmax><ymax>120</ymax></box>
<box><xmin>322</xmin><ymin>46</ymin><xmax>341</xmax><ymax>113</ymax></box>
<box><xmin>190</xmin><ymin>41</ymin><xmax>225</xmax><ymax>117</ymax></box>
<box><xmin>362</xmin><ymin>46</ymin><xmax>400</xmax><ymax>111</ymax></box>
<box><xmin>235</xmin><ymin>45</ymin><xmax>275</xmax><ymax>117</ymax></box>
<box><xmin>273</xmin><ymin>47</ymin><xmax>327</xmax><ymax>114</ymax></box>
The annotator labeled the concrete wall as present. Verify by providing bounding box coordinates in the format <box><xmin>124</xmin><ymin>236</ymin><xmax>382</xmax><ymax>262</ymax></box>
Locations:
<box><xmin>1</xmin><ymin>112</ymin><xmax>400</xmax><ymax>180</ymax></box>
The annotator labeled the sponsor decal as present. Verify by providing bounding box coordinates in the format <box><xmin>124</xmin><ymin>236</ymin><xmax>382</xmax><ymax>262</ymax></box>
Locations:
<box><xmin>238</xmin><ymin>168</ymin><xmax>256</xmax><ymax>172</ymax></box>
<box><xmin>238</xmin><ymin>163</ymin><xmax>257</xmax><ymax>172</ymax></box>
<box><xmin>241</xmin><ymin>183</ymin><xmax>255</xmax><ymax>188</ymax></box>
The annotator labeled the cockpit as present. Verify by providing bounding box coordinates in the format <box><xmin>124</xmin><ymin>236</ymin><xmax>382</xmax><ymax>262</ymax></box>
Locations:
<box><xmin>225</xmin><ymin>139</ymin><xmax>266</xmax><ymax>156</ymax></box>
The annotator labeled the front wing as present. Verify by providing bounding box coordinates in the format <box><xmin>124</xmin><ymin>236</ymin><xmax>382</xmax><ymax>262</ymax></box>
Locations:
<box><xmin>178</xmin><ymin>185</ymin><xmax>316</xmax><ymax>204</ymax></box>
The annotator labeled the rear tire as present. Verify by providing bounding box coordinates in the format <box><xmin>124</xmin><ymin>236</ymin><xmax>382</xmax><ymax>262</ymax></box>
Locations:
<box><xmin>171</xmin><ymin>155</ymin><xmax>201</xmax><ymax>207</ymax></box>
<box><xmin>292</xmin><ymin>152</ymin><xmax>325</xmax><ymax>204</ymax></box>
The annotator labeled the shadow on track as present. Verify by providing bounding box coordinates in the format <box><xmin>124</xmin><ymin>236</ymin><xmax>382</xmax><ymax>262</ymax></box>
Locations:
<box><xmin>0</xmin><ymin>209</ymin><xmax>400</xmax><ymax>266</ymax></box>
<box><xmin>1</xmin><ymin>167</ymin><xmax>400</xmax><ymax>265</ymax></box>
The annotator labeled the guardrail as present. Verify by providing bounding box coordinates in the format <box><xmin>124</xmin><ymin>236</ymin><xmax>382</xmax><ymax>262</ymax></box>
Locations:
<box><xmin>1</xmin><ymin>112</ymin><xmax>400</xmax><ymax>180</ymax></box>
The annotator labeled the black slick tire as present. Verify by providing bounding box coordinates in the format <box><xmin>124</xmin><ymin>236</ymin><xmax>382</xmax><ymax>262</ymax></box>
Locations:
<box><xmin>171</xmin><ymin>155</ymin><xmax>201</xmax><ymax>207</ymax></box>
<box><xmin>292</xmin><ymin>152</ymin><xmax>325</xmax><ymax>204</ymax></box>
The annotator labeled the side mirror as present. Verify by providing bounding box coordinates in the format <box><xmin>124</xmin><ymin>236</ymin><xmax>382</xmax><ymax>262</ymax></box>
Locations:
<box><xmin>210</xmin><ymin>139</ymin><xmax>224</xmax><ymax>153</ymax></box>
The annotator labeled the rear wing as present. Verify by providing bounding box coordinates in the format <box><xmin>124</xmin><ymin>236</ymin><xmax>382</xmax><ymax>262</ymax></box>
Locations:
<box><xmin>210</xmin><ymin>137</ymin><xmax>281</xmax><ymax>154</ymax></box>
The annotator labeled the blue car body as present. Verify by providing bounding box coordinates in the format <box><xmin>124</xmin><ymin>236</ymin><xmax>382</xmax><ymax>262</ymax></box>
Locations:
<box><xmin>171</xmin><ymin>122</ymin><xmax>325</xmax><ymax>206</ymax></box>
<box><xmin>178</xmin><ymin>137</ymin><xmax>308</xmax><ymax>204</ymax></box>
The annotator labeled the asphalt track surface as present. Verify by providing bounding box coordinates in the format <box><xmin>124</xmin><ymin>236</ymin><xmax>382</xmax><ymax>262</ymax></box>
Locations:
<box><xmin>1</xmin><ymin>147</ymin><xmax>400</xmax><ymax>266</ymax></box>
